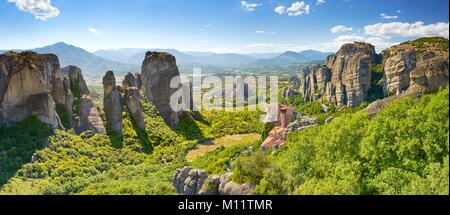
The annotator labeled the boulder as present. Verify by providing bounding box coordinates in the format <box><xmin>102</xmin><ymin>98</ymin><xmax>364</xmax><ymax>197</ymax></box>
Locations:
<box><xmin>218</xmin><ymin>173</ymin><xmax>255</xmax><ymax>195</ymax></box>
<box><xmin>141</xmin><ymin>52</ymin><xmax>181</xmax><ymax>127</ymax></box>
<box><xmin>102</xmin><ymin>71</ymin><xmax>123</xmax><ymax>133</ymax></box>
<box><xmin>173</xmin><ymin>167</ymin><xmax>254</xmax><ymax>195</ymax></box>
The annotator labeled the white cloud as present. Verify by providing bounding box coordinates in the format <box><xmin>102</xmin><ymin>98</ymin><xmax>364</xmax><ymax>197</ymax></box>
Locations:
<box><xmin>287</xmin><ymin>1</ymin><xmax>310</xmax><ymax>16</ymax></box>
<box><xmin>364</xmin><ymin>21</ymin><xmax>450</xmax><ymax>38</ymax></box>
<box><xmin>8</xmin><ymin>0</ymin><xmax>60</xmax><ymax>20</ymax></box>
<box><xmin>380</xmin><ymin>13</ymin><xmax>398</xmax><ymax>19</ymax></box>
<box><xmin>274</xmin><ymin>1</ymin><xmax>310</xmax><ymax>16</ymax></box>
<box><xmin>396</xmin><ymin>10</ymin><xmax>401</xmax><ymax>13</ymax></box>
<box><xmin>241</xmin><ymin>1</ymin><xmax>261</xmax><ymax>12</ymax></box>
<box><xmin>254</xmin><ymin>30</ymin><xmax>276</xmax><ymax>34</ymax></box>
<box><xmin>88</xmin><ymin>27</ymin><xmax>101</xmax><ymax>35</ymax></box>
<box><xmin>331</xmin><ymin>25</ymin><xmax>353</xmax><ymax>33</ymax></box>
<box><xmin>334</xmin><ymin>34</ymin><xmax>365</xmax><ymax>43</ymax></box>
<box><xmin>274</xmin><ymin>5</ymin><xmax>286</xmax><ymax>15</ymax></box>
<box><xmin>316</xmin><ymin>0</ymin><xmax>326</xmax><ymax>5</ymax></box>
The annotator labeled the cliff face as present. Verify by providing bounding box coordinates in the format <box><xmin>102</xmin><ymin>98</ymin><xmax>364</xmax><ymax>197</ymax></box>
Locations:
<box><xmin>122</xmin><ymin>72</ymin><xmax>146</xmax><ymax>129</ymax></box>
<box><xmin>0</xmin><ymin>51</ymin><xmax>64</xmax><ymax>128</ymax></box>
<box><xmin>102</xmin><ymin>71</ymin><xmax>123</xmax><ymax>133</ymax></box>
<box><xmin>366</xmin><ymin>38</ymin><xmax>449</xmax><ymax>116</ymax></box>
<box><xmin>141</xmin><ymin>52</ymin><xmax>181</xmax><ymax>127</ymax></box>
<box><xmin>326</xmin><ymin>42</ymin><xmax>378</xmax><ymax>107</ymax></box>
<box><xmin>298</xmin><ymin>65</ymin><xmax>332</xmax><ymax>102</ymax></box>
<box><xmin>382</xmin><ymin>38</ymin><xmax>449</xmax><ymax>96</ymax></box>
<box><xmin>298</xmin><ymin>42</ymin><xmax>377</xmax><ymax>107</ymax></box>
<box><xmin>62</xmin><ymin>65</ymin><xmax>106</xmax><ymax>134</ymax></box>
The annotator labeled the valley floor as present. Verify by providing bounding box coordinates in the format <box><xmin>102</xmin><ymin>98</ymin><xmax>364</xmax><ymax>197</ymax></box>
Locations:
<box><xmin>186</xmin><ymin>133</ymin><xmax>260</xmax><ymax>162</ymax></box>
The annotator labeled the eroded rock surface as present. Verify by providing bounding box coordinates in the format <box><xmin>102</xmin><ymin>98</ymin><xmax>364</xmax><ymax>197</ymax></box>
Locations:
<box><xmin>122</xmin><ymin>73</ymin><xmax>145</xmax><ymax>129</ymax></box>
<box><xmin>173</xmin><ymin>167</ymin><xmax>254</xmax><ymax>195</ymax></box>
<box><xmin>0</xmin><ymin>51</ymin><xmax>64</xmax><ymax>128</ymax></box>
<box><xmin>62</xmin><ymin>65</ymin><xmax>106</xmax><ymax>134</ymax></box>
<box><xmin>141</xmin><ymin>52</ymin><xmax>181</xmax><ymax>127</ymax></box>
<box><xmin>103</xmin><ymin>71</ymin><xmax>123</xmax><ymax>133</ymax></box>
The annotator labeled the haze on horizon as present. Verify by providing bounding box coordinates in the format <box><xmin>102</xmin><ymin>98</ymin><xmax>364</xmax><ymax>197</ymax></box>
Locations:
<box><xmin>0</xmin><ymin>0</ymin><xmax>449</xmax><ymax>53</ymax></box>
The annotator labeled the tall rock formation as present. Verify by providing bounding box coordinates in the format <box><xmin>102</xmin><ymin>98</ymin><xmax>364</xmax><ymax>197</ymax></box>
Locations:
<box><xmin>382</xmin><ymin>37</ymin><xmax>449</xmax><ymax>96</ymax></box>
<box><xmin>326</xmin><ymin>42</ymin><xmax>378</xmax><ymax>107</ymax></box>
<box><xmin>298</xmin><ymin>65</ymin><xmax>332</xmax><ymax>102</ymax></box>
<box><xmin>367</xmin><ymin>37</ymin><xmax>449</xmax><ymax>116</ymax></box>
<box><xmin>122</xmin><ymin>72</ymin><xmax>146</xmax><ymax>129</ymax></box>
<box><xmin>102</xmin><ymin>71</ymin><xmax>123</xmax><ymax>133</ymax></box>
<box><xmin>61</xmin><ymin>65</ymin><xmax>106</xmax><ymax>134</ymax></box>
<box><xmin>296</xmin><ymin>42</ymin><xmax>377</xmax><ymax>107</ymax></box>
<box><xmin>0</xmin><ymin>51</ymin><xmax>64</xmax><ymax>129</ymax></box>
<box><xmin>381</xmin><ymin>47</ymin><xmax>417</xmax><ymax>95</ymax></box>
<box><xmin>141</xmin><ymin>52</ymin><xmax>181</xmax><ymax>127</ymax></box>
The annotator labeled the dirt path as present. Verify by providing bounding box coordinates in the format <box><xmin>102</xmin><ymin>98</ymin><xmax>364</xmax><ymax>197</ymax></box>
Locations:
<box><xmin>186</xmin><ymin>133</ymin><xmax>261</xmax><ymax>162</ymax></box>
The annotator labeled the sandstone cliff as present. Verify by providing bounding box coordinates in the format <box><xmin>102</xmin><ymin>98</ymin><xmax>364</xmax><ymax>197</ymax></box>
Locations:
<box><xmin>366</xmin><ymin>37</ymin><xmax>449</xmax><ymax>115</ymax></box>
<box><xmin>61</xmin><ymin>65</ymin><xmax>106</xmax><ymax>134</ymax></box>
<box><xmin>141</xmin><ymin>52</ymin><xmax>181</xmax><ymax>127</ymax></box>
<box><xmin>0</xmin><ymin>51</ymin><xmax>64</xmax><ymax>129</ymax></box>
<box><xmin>326</xmin><ymin>42</ymin><xmax>378</xmax><ymax>107</ymax></box>
<box><xmin>122</xmin><ymin>72</ymin><xmax>146</xmax><ymax>129</ymax></box>
<box><xmin>298</xmin><ymin>64</ymin><xmax>332</xmax><ymax>102</ymax></box>
<box><xmin>382</xmin><ymin>37</ymin><xmax>449</xmax><ymax>96</ymax></box>
<box><xmin>297</xmin><ymin>42</ymin><xmax>378</xmax><ymax>107</ymax></box>
<box><xmin>102</xmin><ymin>71</ymin><xmax>123</xmax><ymax>133</ymax></box>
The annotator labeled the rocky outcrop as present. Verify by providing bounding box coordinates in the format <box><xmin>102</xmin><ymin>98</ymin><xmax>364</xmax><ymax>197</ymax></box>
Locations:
<box><xmin>135</xmin><ymin>73</ymin><xmax>143</xmax><ymax>90</ymax></box>
<box><xmin>102</xmin><ymin>71</ymin><xmax>123</xmax><ymax>133</ymax></box>
<box><xmin>61</xmin><ymin>65</ymin><xmax>90</xmax><ymax>96</ymax></box>
<box><xmin>381</xmin><ymin>47</ymin><xmax>417</xmax><ymax>95</ymax></box>
<box><xmin>62</xmin><ymin>65</ymin><xmax>106</xmax><ymax>134</ymax></box>
<box><xmin>296</xmin><ymin>42</ymin><xmax>376</xmax><ymax>107</ymax></box>
<box><xmin>367</xmin><ymin>38</ymin><xmax>450</xmax><ymax>115</ymax></box>
<box><xmin>76</xmin><ymin>96</ymin><xmax>107</xmax><ymax>134</ymax></box>
<box><xmin>298</xmin><ymin>65</ymin><xmax>332</xmax><ymax>102</ymax></box>
<box><xmin>382</xmin><ymin>38</ymin><xmax>449</xmax><ymax>96</ymax></box>
<box><xmin>122</xmin><ymin>73</ymin><xmax>145</xmax><ymax>129</ymax></box>
<box><xmin>285</xmin><ymin>115</ymin><xmax>320</xmax><ymax>133</ymax></box>
<box><xmin>0</xmin><ymin>51</ymin><xmax>64</xmax><ymax>129</ymax></box>
<box><xmin>173</xmin><ymin>167</ymin><xmax>254</xmax><ymax>195</ymax></box>
<box><xmin>409</xmin><ymin>51</ymin><xmax>449</xmax><ymax>93</ymax></box>
<box><xmin>141</xmin><ymin>52</ymin><xmax>181</xmax><ymax>127</ymax></box>
<box><xmin>326</xmin><ymin>42</ymin><xmax>378</xmax><ymax>107</ymax></box>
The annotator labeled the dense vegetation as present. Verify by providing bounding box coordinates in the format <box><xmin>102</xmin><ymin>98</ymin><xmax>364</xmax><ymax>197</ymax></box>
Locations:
<box><xmin>0</xmin><ymin>91</ymin><xmax>264</xmax><ymax>194</ymax></box>
<box><xmin>0</xmin><ymin>99</ymin><xmax>196</xmax><ymax>194</ymax></box>
<box><xmin>0</xmin><ymin>116</ymin><xmax>52</xmax><ymax>186</ymax></box>
<box><xmin>175</xmin><ymin>110</ymin><xmax>263</xmax><ymax>141</ymax></box>
<box><xmin>231</xmin><ymin>88</ymin><xmax>449</xmax><ymax>195</ymax></box>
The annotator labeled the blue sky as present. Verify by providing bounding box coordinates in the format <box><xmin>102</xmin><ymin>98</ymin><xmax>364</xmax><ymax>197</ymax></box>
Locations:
<box><xmin>0</xmin><ymin>0</ymin><xmax>448</xmax><ymax>53</ymax></box>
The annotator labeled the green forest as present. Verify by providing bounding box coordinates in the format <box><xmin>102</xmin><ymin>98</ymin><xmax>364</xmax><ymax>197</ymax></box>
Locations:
<box><xmin>233</xmin><ymin>88</ymin><xmax>449</xmax><ymax>195</ymax></box>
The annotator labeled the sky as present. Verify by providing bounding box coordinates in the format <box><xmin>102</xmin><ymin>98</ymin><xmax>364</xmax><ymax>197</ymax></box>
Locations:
<box><xmin>0</xmin><ymin>0</ymin><xmax>448</xmax><ymax>53</ymax></box>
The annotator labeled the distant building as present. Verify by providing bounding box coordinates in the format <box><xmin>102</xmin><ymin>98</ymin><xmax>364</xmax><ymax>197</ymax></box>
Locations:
<box><xmin>261</xmin><ymin>104</ymin><xmax>296</xmax><ymax>152</ymax></box>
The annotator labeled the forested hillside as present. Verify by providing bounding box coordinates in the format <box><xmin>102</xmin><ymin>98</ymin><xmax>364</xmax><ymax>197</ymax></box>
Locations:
<box><xmin>229</xmin><ymin>88</ymin><xmax>449</xmax><ymax>195</ymax></box>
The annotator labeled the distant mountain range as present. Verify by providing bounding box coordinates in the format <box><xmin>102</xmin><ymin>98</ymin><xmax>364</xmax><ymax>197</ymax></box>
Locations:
<box><xmin>1</xmin><ymin>42</ymin><xmax>332</xmax><ymax>78</ymax></box>
<box><xmin>1</xmin><ymin>42</ymin><xmax>138</xmax><ymax>79</ymax></box>
<box><xmin>255</xmin><ymin>50</ymin><xmax>333</xmax><ymax>66</ymax></box>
